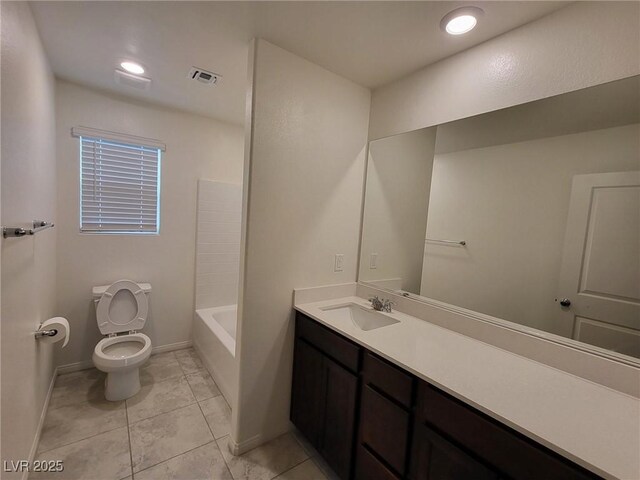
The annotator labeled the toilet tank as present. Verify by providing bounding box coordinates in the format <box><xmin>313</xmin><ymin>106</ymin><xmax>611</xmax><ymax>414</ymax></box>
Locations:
<box><xmin>92</xmin><ymin>282</ymin><xmax>152</xmax><ymax>305</ymax></box>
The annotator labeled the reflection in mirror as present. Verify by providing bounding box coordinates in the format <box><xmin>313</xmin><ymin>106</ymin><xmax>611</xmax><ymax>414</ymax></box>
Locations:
<box><xmin>359</xmin><ymin>76</ymin><xmax>640</xmax><ymax>361</ymax></box>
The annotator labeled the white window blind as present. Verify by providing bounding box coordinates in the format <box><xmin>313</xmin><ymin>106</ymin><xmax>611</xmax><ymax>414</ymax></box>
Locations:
<box><xmin>78</xmin><ymin>134</ymin><xmax>162</xmax><ymax>233</ymax></box>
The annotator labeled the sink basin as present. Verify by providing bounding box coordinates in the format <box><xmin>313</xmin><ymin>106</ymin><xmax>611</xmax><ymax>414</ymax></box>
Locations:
<box><xmin>319</xmin><ymin>303</ymin><xmax>400</xmax><ymax>331</ymax></box>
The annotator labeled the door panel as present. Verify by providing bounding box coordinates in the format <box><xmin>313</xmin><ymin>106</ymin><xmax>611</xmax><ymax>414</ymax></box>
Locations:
<box><xmin>581</xmin><ymin>185</ymin><xmax>640</xmax><ymax>301</ymax></box>
<box><xmin>558</xmin><ymin>172</ymin><xmax>640</xmax><ymax>357</ymax></box>
<box><xmin>574</xmin><ymin>316</ymin><xmax>640</xmax><ymax>358</ymax></box>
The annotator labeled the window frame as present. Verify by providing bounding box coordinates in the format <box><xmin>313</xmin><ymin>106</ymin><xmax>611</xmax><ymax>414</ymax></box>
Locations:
<box><xmin>72</xmin><ymin>126</ymin><xmax>165</xmax><ymax>235</ymax></box>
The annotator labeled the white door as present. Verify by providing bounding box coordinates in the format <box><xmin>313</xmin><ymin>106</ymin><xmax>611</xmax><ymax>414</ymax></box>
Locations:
<box><xmin>557</xmin><ymin>171</ymin><xmax>640</xmax><ymax>359</ymax></box>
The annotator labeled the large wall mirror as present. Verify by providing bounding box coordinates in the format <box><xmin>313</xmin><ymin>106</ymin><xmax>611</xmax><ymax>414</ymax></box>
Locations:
<box><xmin>359</xmin><ymin>75</ymin><xmax>640</xmax><ymax>362</ymax></box>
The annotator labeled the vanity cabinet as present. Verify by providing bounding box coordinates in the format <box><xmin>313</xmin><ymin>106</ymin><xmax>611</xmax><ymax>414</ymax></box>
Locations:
<box><xmin>412</xmin><ymin>383</ymin><xmax>596</xmax><ymax>480</ymax></box>
<box><xmin>291</xmin><ymin>312</ymin><xmax>600</xmax><ymax>480</ymax></box>
<box><xmin>291</xmin><ymin>313</ymin><xmax>361</xmax><ymax>480</ymax></box>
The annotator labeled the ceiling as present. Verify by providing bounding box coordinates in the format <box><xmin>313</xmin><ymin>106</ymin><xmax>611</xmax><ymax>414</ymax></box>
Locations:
<box><xmin>30</xmin><ymin>1</ymin><xmax>568</xmax><ymax>126</ymax></box>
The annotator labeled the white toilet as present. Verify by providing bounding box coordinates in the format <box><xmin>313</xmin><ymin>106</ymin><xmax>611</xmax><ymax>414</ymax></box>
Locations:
<box><xmin>92</xmin><ymin>280</ymin><xmax>153</xmax><ymax>401</ymax></box>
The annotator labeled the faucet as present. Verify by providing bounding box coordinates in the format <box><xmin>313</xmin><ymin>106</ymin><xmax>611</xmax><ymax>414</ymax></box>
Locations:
<box><xmin>368</xmin><ymin>296</ymin><xmax>396</xmax><ymax>313</ymax></box>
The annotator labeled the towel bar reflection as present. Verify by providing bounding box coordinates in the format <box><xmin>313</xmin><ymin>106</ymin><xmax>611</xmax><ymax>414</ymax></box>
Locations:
<box><xmin>426</xmin><ymin>238</ymin><xmax>466</xmax><ymax>246</ymax></box>
<box><xmin>2</xmin><ymin>220</ymin><xmax>54</xmax><ymax>238</ymax></box>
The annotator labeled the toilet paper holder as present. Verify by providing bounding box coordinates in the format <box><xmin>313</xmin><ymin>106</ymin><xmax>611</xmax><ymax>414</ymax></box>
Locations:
<box><xmin>34</xmin><ymin>328</ymin><xmax>58</xmax><ymax>339</ymax></box>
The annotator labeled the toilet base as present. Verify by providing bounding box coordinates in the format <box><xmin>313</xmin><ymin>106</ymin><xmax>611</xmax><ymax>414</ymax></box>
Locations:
<box><xmin>104</xmin><ymin>368</ymin><xmax>141</xmax><ymax>401</ymax></box>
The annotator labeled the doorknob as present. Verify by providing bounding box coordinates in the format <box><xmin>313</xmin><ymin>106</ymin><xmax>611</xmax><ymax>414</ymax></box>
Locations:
<box><xmin>559</xmin><ymin>298</ymin><xmax>571</xmax><ymax>307</ymax></box>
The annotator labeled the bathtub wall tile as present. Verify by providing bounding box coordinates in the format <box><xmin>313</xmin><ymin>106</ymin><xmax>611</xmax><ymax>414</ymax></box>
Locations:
<box><xmin>196</xmin><ymin>180</ymin><xmax>242</xmax><ymax>309</ymax></box>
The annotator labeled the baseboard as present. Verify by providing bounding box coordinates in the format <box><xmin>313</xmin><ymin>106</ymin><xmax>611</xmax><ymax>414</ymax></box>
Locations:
<box><xmin>151</xmin><ymin>340</ymin><xmax>192</xmax><ymax>355</ymax></box>
<box><xmin>23</xmin><ymin>366</ymin><xmax>58</xmax><ymax>480</ymax></box>
<box><xmin>56</xmin><ymin>340</ymin><xmax>193</xmax><ymax>375</ymax></box>
<box><xmin>56</xmin><ymin>360</ymin><xmax>93</xmax><ymax>375</ymax></box>
<box><xmin>227</xmin><ymin>433</ymin><xmax>264</xmax><ymax>456</ymax></box>
<box><xmin>228</xmin><ymin>425</ymin><xmax>292</xmax><ymax>456</ymax></box>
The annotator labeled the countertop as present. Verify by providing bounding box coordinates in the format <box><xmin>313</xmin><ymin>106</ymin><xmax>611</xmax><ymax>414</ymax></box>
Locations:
<box><xmin>295</xmin><ymin>296</ymin><xmax>640</xmax><ymax>480</ymax></box>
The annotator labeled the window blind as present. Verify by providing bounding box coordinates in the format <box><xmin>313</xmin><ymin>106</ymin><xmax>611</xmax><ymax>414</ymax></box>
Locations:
<box><xmin>80</xmin><ymin>136</ymin><xmax>161</xmax><ymax>233</ymax></box>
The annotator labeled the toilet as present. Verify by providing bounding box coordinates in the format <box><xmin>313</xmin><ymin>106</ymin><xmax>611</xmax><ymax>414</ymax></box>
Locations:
<box><xmin>92</xmin><ymin>280</ymin><xmax>153</xmax><ymax>401</ymax></box>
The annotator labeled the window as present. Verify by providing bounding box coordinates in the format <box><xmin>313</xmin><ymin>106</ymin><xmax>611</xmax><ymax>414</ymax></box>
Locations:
<box><xmin>72</xmin><ymin>127</ymin><xmax>164</xmax><ymax>234</ymax></box>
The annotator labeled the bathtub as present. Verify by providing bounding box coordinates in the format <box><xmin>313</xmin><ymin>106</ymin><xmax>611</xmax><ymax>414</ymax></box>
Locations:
<box><xmin>193</xmin><ymin>304</ymin><xmax>238</xmax><ymax>407</ymax></box>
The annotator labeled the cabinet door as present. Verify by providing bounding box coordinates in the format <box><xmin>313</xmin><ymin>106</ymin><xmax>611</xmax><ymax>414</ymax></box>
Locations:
<box><xmin>290</xmin><ymin>339</ymin><xmax>324</xmax><ymax>448</ymax></box>
<box><xmin>320</xmin><ymin>355</ymin><xmax>359</xmax><ymax>480</ymax></box>
<box><xmin>410</xmin><ymin>424</ymin><xmax>499</xmax><ymax>480</ymax></box>
<box><xmin>355</xmin><ymin>445</ymin><xmax>401</xmax><ymax>480</ymax></box>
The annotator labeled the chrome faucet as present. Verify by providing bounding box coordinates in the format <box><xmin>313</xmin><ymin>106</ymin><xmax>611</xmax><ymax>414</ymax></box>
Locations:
<box><xmin>369</xmin><ymin>296</ymin><xmax>396</xmax><ymax>313</ymax></box>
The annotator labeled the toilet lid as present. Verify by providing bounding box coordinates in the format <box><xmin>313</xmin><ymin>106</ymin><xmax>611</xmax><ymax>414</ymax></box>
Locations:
<box><xmin>96</xmin><ymin>280</ymin><xmax>148</xmax><ymax>335</ymax></box>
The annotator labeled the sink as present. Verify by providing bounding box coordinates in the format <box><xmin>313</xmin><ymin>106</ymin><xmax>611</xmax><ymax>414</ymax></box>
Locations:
<box><xmin>319</xmin><ymin>303</ymin><xmax>400</xmax><ymax>331</ymax></box>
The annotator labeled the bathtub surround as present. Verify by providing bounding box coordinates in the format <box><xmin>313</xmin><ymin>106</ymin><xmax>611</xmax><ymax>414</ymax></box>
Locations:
<box><xmin>0</xmin><ymin>3</ymin><xmax>58</xmax><ymax>477</ymax></box>
<box><xmin>195</xmin><ymin>180</ymin><xmax>242</xmax><ymax>309</ymax></box>
<box><xmin>54</xmin><ymin>81</ymin><xmax>244</xmax><ymax>369</ymax></box>
<box><xmin>369</xmin><ymin>2</ymin><xmax>640</xmax><ymax>140</ymax></box>
<box><xmin>233</xmin><ymin>39</ymin><xmax>370</xmax><ymax>453</ymax></box>
<box><xmin>193</xmin><ymin>179</ymin><xmax>242</xmax><ymax>409</ymax></box>
<box><xmin>194</xmin><ymin>305</ymin><xmax>239</xmax><ymax>407</ymax></box>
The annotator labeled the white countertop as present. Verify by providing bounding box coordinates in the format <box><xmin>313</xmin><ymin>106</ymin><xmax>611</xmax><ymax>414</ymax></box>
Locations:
<box><xmin>295</xmin><ymin>296</ymin><xmax>640</xmax><ymax>480</ymax></box>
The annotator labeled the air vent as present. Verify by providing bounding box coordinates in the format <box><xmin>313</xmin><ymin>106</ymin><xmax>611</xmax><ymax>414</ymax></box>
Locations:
<box><xmin>114</xmin><ymin>69</ymin><xmax>151</xmax><ymax>90</ymax></box>
<box><xmin>188</xmin><ymin>67</ymin><xmax>220</xmax><ymax>85</ymax></box>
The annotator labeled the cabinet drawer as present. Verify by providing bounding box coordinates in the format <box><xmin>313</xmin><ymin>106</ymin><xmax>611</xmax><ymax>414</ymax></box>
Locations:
<box><xmin>355</xmin><ymin>445</ymin><xmax>400</xmax><ymax>480</ymax></box>
<box><xmin>418</xmin><ymin>383</ymin><xmax>597</xmax><ymax>480</ymax></box>
<box><xmin>360</xmin><ymin>385</ymin><xmax>410</xmax><ymax>474</ymax></box>
<box><xmin>363</xmin><ymin>352</ymin><xmax>414</xmax><ymax>408</ymax></box>
<box><xmin>296</xmin><ymin>313</ymin><xmax>360</xmax><ymax>372</ymax></box>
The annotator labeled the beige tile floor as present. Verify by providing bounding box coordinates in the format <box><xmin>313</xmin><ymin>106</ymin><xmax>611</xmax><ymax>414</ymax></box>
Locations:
<box><xmin>32</xmin><ymin>348</ymin><xmax>332</xmax><ymax>480</ymax></box>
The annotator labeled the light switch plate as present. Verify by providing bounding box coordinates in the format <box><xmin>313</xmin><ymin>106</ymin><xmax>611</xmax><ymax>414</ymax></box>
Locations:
<box><xmin>370</xmin><ymin>253</ymin><xmax>378</xmax><ymax>269</ymax></box>
<box><xmin>334</xmin><ymin>254</ymin><xmax>344</xmax><ymax>272</ymax></box>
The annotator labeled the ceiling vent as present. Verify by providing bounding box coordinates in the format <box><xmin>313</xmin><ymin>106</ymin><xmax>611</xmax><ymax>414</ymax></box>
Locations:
<box><xmin>188</xmin><ymin>67</ymin><xmax>220</xmax><ymax>85</ymax></box>
<box><xmin>114</xmin><ymin>69</ymin><xmax>151</xmax><ymax>90</ymax></box>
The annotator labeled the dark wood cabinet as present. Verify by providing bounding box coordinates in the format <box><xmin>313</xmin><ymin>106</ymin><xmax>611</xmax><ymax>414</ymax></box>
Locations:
<box><xmin>356</xmin><ymin>445</ymin><xmax>401</xmax><ymax>480</ymax></box>
<box><xmin>290</xmin><ymin>338</ymin><xmax>324</xmax><ymax>446</ymax></box>
<box><xmin>356</xmin><ymin>352</ymin><xmax>415</xmax><ymax>478</ymax></box>
<box><xmin>414</xmin><ymin>383</ymin><xmax>597</xmax><ymax>480</ymax></box>
<box><xmin>291</xmin><ymin>312</ymin><xmax>601</xmax><ymax>480</ymax></box>
<box><xmin>319</xmin><ymin>356</ymin><xmax>359</xmax><ymax>480</ymax></box>
<box><xmin>359</xmin><ymin>385</ymin><xmax>410</xmax><ymax>474</ymax></box>
<box><xmin>291</xmin><ymin>313</ymin><xmax>361</xmax><ymax>479</ymax></box>
<box><xmin>410</xmin><ymin>423</ymin><xmax>499</xmax><ymax>480</ymax></box>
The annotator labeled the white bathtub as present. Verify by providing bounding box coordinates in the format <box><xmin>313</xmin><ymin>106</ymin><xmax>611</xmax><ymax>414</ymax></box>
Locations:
<box><xmin>193</xmin><ymin>304</ymin><xmax>238</xmax><ymax>407</ymax></box>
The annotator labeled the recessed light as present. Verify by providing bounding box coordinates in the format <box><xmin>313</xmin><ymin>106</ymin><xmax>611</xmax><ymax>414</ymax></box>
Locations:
<box><xmin>441</xmin><ymin>7</ymin><xmax>483</xmax><ymax>35</ymax></box>
<box><xmin>120</xmin><ymin>61</ymin><xmax>145</xmax><ymax>75</ymax></box>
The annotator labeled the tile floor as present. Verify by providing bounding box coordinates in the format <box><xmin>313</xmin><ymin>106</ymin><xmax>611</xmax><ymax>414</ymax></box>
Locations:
<box><xmin>32</xmin><ymin>348</ymin><xmax>332</xmax><ymax>480</ymax></box>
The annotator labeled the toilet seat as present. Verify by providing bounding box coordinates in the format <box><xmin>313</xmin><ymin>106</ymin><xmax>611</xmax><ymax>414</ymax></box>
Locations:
<box><xmin>93</xmin><ymin>333</ymin><xmax>151</xmax><ymax>372</ymax></box>
<box><xmin>96</xmin><ymin>280</ymin><xmax>148</xmax><ymax>335</ymax></box>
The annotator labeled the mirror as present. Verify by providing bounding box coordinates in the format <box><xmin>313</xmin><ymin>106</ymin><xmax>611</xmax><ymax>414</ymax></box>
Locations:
<box><xmin>359</xmin><ymin>76</ymin><xmax>640</xmax><ymax>361</ymax></box>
